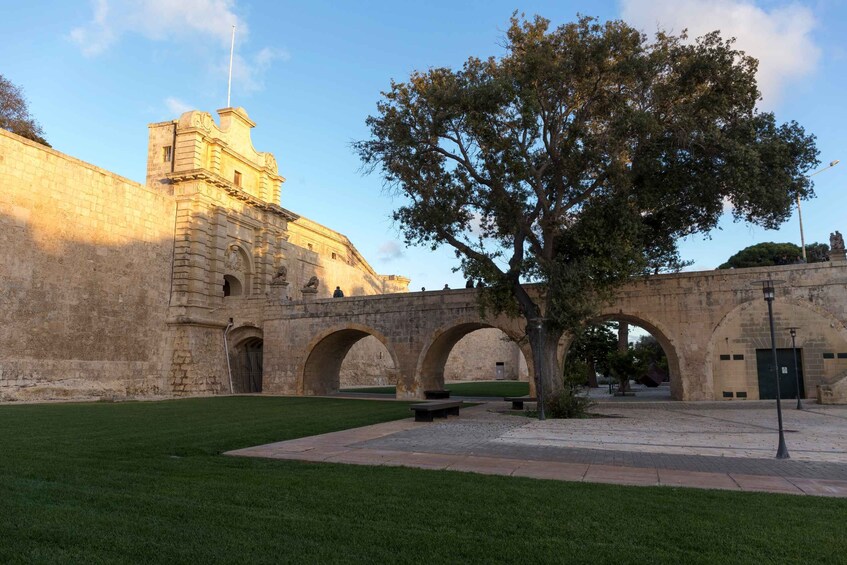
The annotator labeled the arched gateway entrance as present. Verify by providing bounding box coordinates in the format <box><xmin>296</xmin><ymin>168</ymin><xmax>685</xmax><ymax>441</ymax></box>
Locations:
<box><xmin>228</xmin><ymin>327</ymin><xmax>264</xmax><ymax>393</ymax></box>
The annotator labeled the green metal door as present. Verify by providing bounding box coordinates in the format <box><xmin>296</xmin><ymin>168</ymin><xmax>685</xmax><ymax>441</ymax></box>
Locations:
<box><xmin>756</xmin><ymin>348</ymin><xmax>804</xmax><ymax>399</ymax></box>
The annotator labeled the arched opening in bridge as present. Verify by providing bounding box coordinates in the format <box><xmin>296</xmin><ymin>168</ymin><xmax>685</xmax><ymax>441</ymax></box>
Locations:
<box><xmin>303</xmin><ymin>328</ymin><xmax>398</xmax><ymax>396</ymax></box>
<box><xmin>567</xmin><ymin>316</ymin><xmax>681</xmax><ymax>400</ymax></box>
<box><xmin>446</xmin><ymin>328</ymin><xmax>529</xmax><ymax>383</ymax></box>
<box><xmin>231</xmin><ymin>337</ymin><xmax>263</xmax><ymax>393</ymax></box>
<box><xmin>419</xmin><ymin>323</ymin><xmax>529</xmax><ymax>396</ymax></box>
<box><xmin>339</xmin><ymin>336</ymin><xmax>397</xmax><ymax>394</ymax></box>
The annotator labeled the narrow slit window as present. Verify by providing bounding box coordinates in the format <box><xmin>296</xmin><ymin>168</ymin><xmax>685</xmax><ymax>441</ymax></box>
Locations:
<box><xmin>162</xmin><ymin>145</ymin><xmax>172</xmax><ymax>162</ymax></box>
<box><xmin>233</xmin><ymin>170</ymin><xmax>242</xmax><ymax>186</ymax></box>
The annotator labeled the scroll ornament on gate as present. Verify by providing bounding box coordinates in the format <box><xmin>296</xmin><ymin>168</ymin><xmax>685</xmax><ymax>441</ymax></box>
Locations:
<box><xmin>225</xmin><ymin>245</ymin><xmax>245</xmax><ymax>272</ymax></box>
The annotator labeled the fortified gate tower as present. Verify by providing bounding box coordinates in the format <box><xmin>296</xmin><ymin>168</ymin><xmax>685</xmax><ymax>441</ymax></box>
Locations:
<box><xmin>147</xmin><ymin>107</ymin><xmax>296</xmax><ymax>311</ymax></box>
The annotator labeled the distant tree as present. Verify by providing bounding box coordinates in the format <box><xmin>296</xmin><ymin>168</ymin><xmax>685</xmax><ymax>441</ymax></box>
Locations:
<box><xmin>719</xmin><ymin>241</ymin><xmax>828</xmax><ymax>269</ymax></box>
<box><xmin>806</xmin><ymin>242</ymin><xmax>830</xmax><ymax>263</ymax></box>
<box><xmin>356</xmin><ymin>14</ymin><xmax>819</xmax><ymax>414</ymax></box>
<box><xmin>568</xmin><ymin>323</ymin><xmax>618</xmax><ymax>387</ymax></box>
<box><xmin>0</xmin><ymin>74</ymin><xmax>49</xmax><ymax>146</ymax></box>
<box><xmin>632</xmin><ymin>335</ymin><xmax>668</xmax><ymax>385</ymax></box>
<box><xmin>607</xmin><ymin>347</ymin><xmax>646</xmax><ymax>394</ymax></box>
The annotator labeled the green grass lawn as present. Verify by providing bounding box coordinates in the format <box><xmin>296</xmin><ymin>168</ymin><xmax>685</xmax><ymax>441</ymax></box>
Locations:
<box><xmin>1</xmin><ymin>397</ymin><xmax>845</xmax><ymax>564</ymax></box>
<box><xmin>341</xmin><ymin>380</ymin><xmax>530</xmax><ymax>397</ymax></box>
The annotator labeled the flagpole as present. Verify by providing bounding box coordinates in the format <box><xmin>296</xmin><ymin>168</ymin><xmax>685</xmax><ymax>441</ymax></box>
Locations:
<box><xmin>227</xmin><ymin>25</ymin><xmax>236</xmax><ymax>107</ymax></box>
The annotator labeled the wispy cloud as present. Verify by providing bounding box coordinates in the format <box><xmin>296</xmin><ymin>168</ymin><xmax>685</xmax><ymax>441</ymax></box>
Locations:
<box><xmin>164</xmin><ymin>97</ymin><xmax>193</xmax><ymax>115</ymax></box>
<box><xmin>218</xmin><ymin>47</ymin><xmax>291</xmax><ymax>94</ymax></box>
<box><xmin>620</xmin><ymin>0</ymin><xmax>820</xmax><ymax>108</ymax></box>
<box><xmin>377</xmin><ymin>241</ymin><xmax>405</xmax><ymax>261</ymax></box>
<box><xmin>69</xmin><ymin>0</ymin><xmax>114</xmax><ymax>56</ymax></box>
<box><xmin>69</xmin><ymin>0</ymin><xmax>287</xmax><ymax>95</ymax></box>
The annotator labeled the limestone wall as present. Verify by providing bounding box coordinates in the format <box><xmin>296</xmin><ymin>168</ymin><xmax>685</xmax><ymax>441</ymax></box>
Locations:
<box><xmin>339</xmin><ymin>329</ymin><xmax>529</xmax><ymax>387</ymax></box>
<box><xmin>0</xmin><ymin>129</ymin><xmax>175</xmax><ymax>400</ymax></box>
<box><xmin>445</xmin><ymin>328</ymin><xmax>529</xmax><ymax>381</ymax></box>
<box><xmin>287</xmin><ymin>216</ymin><xmax>409</xmax><ymax>298</ymax></box>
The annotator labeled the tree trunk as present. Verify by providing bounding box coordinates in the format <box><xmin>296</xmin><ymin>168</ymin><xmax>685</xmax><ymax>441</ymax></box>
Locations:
<box><xmin>587</xmin><ymin>357</ymin><xmax>598</xmax><ymax>388</ymax></box>
<box><xmin>617</xmin><ymin>322</ymin><xmax>629</xmax><ymax>393</ymax></box>
<box><xmin>617</xmin><ymin>322</ymin><xmax>629</xmax><ymax>352</ymax></box>
<box><xmin>527</xmin><ymin>322</ymin><xmax>564</xmax><ymax>419</ymax></box>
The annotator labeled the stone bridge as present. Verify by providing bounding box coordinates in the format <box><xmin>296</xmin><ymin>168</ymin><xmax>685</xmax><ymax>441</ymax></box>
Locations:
<box><xmin>257</xmin><ymin>262</ymin><xmax>847</xmax><ymax>402</ymax></box>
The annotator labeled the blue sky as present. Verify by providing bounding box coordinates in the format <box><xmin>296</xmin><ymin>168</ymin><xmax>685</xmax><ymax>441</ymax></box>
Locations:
<box><xmin>3</xmin><ymin>1</ymin><xmax>846</xmax><ymax>291</ymax></box>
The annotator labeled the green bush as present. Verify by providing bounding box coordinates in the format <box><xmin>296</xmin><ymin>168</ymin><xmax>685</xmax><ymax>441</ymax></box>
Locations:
<box><xmin>545</xmin><ymin>360</ymin><xmax>594</xmax><ymax>418</ymax></box>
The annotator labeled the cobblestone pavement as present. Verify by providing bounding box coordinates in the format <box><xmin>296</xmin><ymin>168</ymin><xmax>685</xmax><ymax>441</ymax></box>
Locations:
<box><xmin>227</xmin><ymin>400</ymin><xmax>847</xmax><ymax>497</ymax></box>
<box><xmin>360</xmin><ymin>404</ymin><xmax>847</xmax><ymax>479</ymax></box>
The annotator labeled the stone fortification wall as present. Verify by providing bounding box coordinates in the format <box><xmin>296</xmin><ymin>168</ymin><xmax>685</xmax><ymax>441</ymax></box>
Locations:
<box><xmin>339</xmin><ymin>329</ymin><xmax>528</xmax><ymax>387</ymax></box>
<box><xmin>0</xmin><ymin>129</ymin><xmax>175</xmax><ymax>400</ymax></box>
<box><xmin>287</xmin><ymin>216</ymin><xmax>409</xmax><ymax>298</ymax></box>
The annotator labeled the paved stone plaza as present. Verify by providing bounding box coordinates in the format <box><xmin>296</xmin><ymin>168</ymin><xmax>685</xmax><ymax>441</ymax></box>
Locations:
<box><xmin>227</xmin><ymin>399</ymin><xmax>847</xmax><ymax>497</ymax></box>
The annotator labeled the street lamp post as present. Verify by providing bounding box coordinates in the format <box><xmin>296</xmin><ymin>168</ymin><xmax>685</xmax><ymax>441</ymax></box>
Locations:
<box><xmin>788</xmin><ymin>327</ymin><xmax>803</xmax><ymax>410</ymax></box>
<box><xmin>798</xmin><ymin>160</ymin><xmax>841</xmax><ymax>261</ymax></box>
<box><xmin>752</xmin><ymin>278</ymin><xmax>789</xmax><ymax>459</ymax></box>
<box><xmin>530</xmin><ymin>318</ymin><xmax>546</xmax><ymax>421</ymax></box>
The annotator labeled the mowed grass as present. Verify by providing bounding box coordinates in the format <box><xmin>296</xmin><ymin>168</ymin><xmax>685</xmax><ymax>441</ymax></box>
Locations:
<box><xmin>341</xmin><ymin>380</ymin><xmax>530</xmax><ymax>397</ymax></box>
<box><xmin>0</xmin><ymin>397</ymin><xmax>845</xmax><ymax>564</ymax></box>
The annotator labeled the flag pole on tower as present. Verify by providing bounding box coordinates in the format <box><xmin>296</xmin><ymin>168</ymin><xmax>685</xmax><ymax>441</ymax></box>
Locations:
<box><xmin>227</xmin><ymin>25</ymin><xmax>236</xmax><ymax>107</ymax></box>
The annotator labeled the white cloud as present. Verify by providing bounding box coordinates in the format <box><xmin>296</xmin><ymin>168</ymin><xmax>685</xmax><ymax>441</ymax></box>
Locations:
<box><xmin>69</xmin><ymin>0</ymin><xmax>114</xmax><ymax>56</ymax></box>
<box><xmin>377</xmin><ymin>241</ymin><xmax>405</xmax><ymax>261</ymax></box>
<box><xmin>619</xmin><ymin>0</ymin><xmax>820</xmax><ymax>108</ymax></box>
<box><xmin>70</xmin><ymin>0</ymin><xmax>244</xmax><ymax>56</ymax></box>
<box><xmin>69</xmin><ymin>0</ymin><xmax>286</xmax><ymax>95</ymax></box>
<box><xmin>220</xmin><ymin>47</ymin><xmax>291</xmax><ymax>94</ymax></box>
<box><xmin>164</xmin><ymin>97</ymin><xmax>193</xmax><ymax>115</ymax></box>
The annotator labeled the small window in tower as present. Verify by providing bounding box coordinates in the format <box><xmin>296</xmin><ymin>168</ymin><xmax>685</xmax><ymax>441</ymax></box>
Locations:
<box><xmin>234</xmin><ymin>170</ymin><xmax>242</xmax><ymax>186</ymax></box>
<box><xmin>162</xmin><ymin>145</ymin><xmax>172</xmax><ymax>162</ymax></box>
<box><xmin>332</xmin><ymin>252</ymin><xmax>337</xmax><ymax>260</ymax></box>
<box><xmin>307</xmin><ymin>243</ymin><xmax>313</xmax><ymax>251</ymax></box>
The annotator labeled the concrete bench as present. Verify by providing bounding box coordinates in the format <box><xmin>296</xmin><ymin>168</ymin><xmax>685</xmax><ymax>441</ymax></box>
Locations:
<box><xmin>504</xmin><ymin>396</ymin><xmax>537</xmax><ymax>410</ymax></box>
<box><xmin>424</xmin><ymin>389</ymin><xmax>451</xmax><ymax>399</ymax></box>
<box><xmin>410</xmin><ymin>400</ymin><xmax>464</xmax><ymax>422</ymax></box>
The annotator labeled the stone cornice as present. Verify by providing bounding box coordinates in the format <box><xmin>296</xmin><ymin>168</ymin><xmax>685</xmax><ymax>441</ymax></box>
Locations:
<box><xmin>166</xmin><ymin>169</ymin><xmax>299</xmax><ymax>221</ymax></box>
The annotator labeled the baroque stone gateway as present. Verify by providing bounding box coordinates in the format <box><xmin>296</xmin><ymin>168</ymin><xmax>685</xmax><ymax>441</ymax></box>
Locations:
<box><xmin>1</xmin><ymin>108</ymin><xmax>846</xmax><ymax>403</ymax></box>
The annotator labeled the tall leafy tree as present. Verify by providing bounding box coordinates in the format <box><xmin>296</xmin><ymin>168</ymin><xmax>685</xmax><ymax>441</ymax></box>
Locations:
<box><xmin>0</xmin><ymin>74</ymin><xmax>49</xmax><ymax>146</ymax></box>
<box><xmin>568</xmin><ymin>323</ymin><xmax>618</xmax><ymax>387</ymax></box>
<box><xmin>355</xmin><ymin>15</ymin><xmax>818</xmax><ymax>412</ymax></box>
<box><xmin>719</xmin><ymin>241</ymin><xmax>829</xmax><ymax>269</ymax></box>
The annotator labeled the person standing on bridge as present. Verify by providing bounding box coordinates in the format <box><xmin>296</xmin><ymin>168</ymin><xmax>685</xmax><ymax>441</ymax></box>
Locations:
<box><xmin>333</xmin><ymin>286</ymin><xmax>344</xmax><ymax>298</ymax></box>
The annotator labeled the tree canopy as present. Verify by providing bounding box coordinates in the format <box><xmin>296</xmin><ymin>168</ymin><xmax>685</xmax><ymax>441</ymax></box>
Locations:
<box><xmin>0</xmin><ymin>74</ymin><xmax>49</xmax><ymax>146</ymax></box>
<box><xmin>718</xmin><ymin>241</ymin><xmax>829</xmax><ymax>269</ymax></box>
<box><xmin>356</xmin><ymin>14</ymin><xmax>819</xmax><ymax>409</ymax></box>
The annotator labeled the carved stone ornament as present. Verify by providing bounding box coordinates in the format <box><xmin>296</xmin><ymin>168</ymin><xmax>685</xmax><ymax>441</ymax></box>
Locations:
<box><xmin>830</xmin><ymin>230</ymin><xmax>845</xmax><ymax>252</ymax></box>
<box><xmin>304</xmin><ymin>275</ymin><xmax>320</xmax><ymax>290</ymax></box>
<box><xmin>264</xmin><ymin>153</ymin><xmax>277</xmax><ymax>173</ymax></box>
<box><xmin>225</xmin><ymin>245</ymin><xmax>245</xmax><ymax>271</ymax></box>
<box><xmin>190</xmin><ymin>112</ymin><xmax>213</xmax><ymax>132</ymax></box>
<box><xmin>271</xmin><ymin>264</ymin><xmax>288</xmax><ymax>284</ymax></box>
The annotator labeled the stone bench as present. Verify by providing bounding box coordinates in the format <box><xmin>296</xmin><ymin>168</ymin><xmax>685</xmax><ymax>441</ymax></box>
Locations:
<box><xmin>504</xmin><ymin>396</ymin><xmax>537</xmax><ymax>410</ymax></box>
<box><xmin>410</xmin><ymin>400</ymin><xmax>464</xmax><ymax>422</ymax></box>
<box><xmin>424</xmin><ymin>389</ymin><xmax>451</xmax><ymax>399</ymax></box>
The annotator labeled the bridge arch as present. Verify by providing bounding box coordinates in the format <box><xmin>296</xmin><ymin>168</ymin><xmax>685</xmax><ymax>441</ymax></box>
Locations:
<box><xmin>585</xmin><ymin>311</ymin><xmax>685</xmax><ymax>400</ymax></box>
<box><xmin>300</xmin><ymin>323</ymin><xmax>400</xmax><ymax>396</ymax></box>
<box><xmin>707</xmin><ymin>298</ymin><xmax>847</xmax><ymax>400</ymax></box>
<box><xmin>416</xmin><ymin>319</ymin><xmax>528</xmax><ymax>395</ymax></box>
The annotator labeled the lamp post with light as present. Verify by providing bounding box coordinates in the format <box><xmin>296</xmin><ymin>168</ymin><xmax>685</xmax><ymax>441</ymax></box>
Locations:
<box><xmin>529</xmin><ymin>317</ymin><xmax>546</xmax><ymax>421</ymax></box>
<box><xmin>788</xmin><ymin>327</ymin><xmax>803</xmax><ymax>410</ymax></box>
<box><xmin>798</xmin><ymin>160</ymin><xmax>840</xmax><ymax>261</ymax></box>
<box><xmin>752</xmin><ymin>278</ymin><xmax>790</xmax><ymax>459</ymax></box>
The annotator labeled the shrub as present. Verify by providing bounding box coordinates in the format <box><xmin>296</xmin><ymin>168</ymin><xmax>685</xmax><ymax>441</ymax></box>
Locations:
<box><xmin>545</xmin><ymin>360</ymin><xmax>594</xmax><ymax>418</ymax></box>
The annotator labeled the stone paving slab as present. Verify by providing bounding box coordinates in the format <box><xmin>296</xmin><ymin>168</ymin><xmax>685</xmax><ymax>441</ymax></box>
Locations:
<box><xmin>225</xmin><ymin>401</ymin><xmax>847</xmax><ymax>498</ymax></box>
